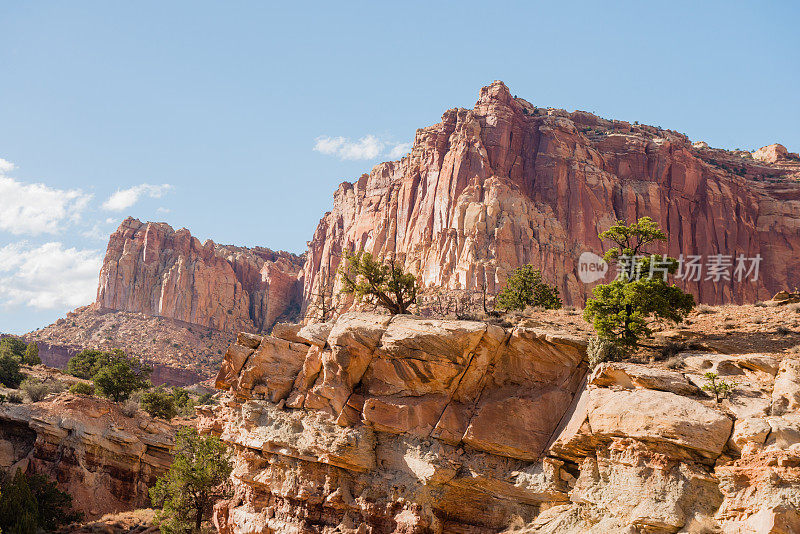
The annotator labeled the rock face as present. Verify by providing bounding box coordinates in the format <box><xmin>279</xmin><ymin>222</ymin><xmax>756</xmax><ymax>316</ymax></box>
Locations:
<box><xmin>304</xmin><ymin>81</ymin><xmax>800</xmax><ymax>307</ymax></box>
<box><xmin>205</xmin><ymin>313</ymin><xmax>800</xmax><ymax>533</ymax></box>
<box><xmin>97</xmin><ymin>217</ymin><xmax>305</xmax><ymax>333</ymax></box>
<box><xmin>0</xmin><ymin>394</ymin><xmax>174</xmax><ymax>519</ymax></box>
<box><xmin>205</xmin><ymin>313</ymin><xmax>588</xmax><ymax>532</ymax></box>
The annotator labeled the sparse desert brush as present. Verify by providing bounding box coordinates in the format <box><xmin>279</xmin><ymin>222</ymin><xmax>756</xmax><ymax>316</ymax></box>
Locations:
<box><xmin>21</xmin><ymin>377</ymin><xmax>50</xmax><ymax>402</ymax></box>
<box><xmin>777</xmin><ymin>325</ymin><xmax>794</xmax><ymax>336</ymax></box>
<box><xmin>695</xmin><ymin>304</ymin><xmax>715</xmax><ymax>314</ymax></box>
<box><xmin>660</xmin><ymin>341</ymin><xmax>687</xmax><ymax>361</ymax></box>
<box><xmin>121</xmin><ymin>398</ymin><xmax>140</xmax><ymax>417</ymax></box>
<box><xmin>665</xmin><ymin>355</ymin><xmax>684</xmax><ymax>369</ymax></box>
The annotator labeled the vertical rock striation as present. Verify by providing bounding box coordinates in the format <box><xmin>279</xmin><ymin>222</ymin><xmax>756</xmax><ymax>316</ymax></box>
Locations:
<box><xmin>96</xmin><ymin>217</ymin><xmax>305</xmax><ymax>333</ymax></box>
<box><xmin>304</xmin><ymin>81</ymin><xmax>800</xmax><ymax>307</ymax></box>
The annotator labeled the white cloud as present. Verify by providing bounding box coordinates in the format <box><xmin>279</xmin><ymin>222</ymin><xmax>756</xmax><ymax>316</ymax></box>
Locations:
<box><xmin>0</xmin><ymin>176</ymin><xmax>93</xmax><ymax>236</ymax></box>
<box><xmin>314</xmin><ymin>135</ymin><xmax>385</xmax><ymax>160</ymax></box>
<box><xmin>156</xmin><ymin>207</ymin><xmax>171</xmax><ymax>214</ymax></box>
<box><xmin>314</xmin><ymin>135</ymin><xmax>413</xmax><ymax>161</ymax></box>
<box><xmin>102</xmin><ymin>183</ymin><xmax>173</xmax><ymax>211</ymax></box>
<box><xmin>388</xmin><ymin>142</ymin><xmax>412</xmax><ymax>159</ymax></box>
<box><xmin>0</xmin><ymin>241</ymin><xmax>102</xmax><ymax>310</ymax></box>
<box><xmin>0</xmin><ymin>158</ymin><xmax>16</xmax><ymax>174</ymax></box>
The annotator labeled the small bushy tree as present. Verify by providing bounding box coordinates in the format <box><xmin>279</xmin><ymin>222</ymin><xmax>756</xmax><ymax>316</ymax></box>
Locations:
<box><xmin>339</xmin><ymin>251</ymin><xmax>417</xmax><ymax>315</ymax></box>
<box><xmin>140</xmin><ymin>387</ymin><xmax>178</xmax><ymax>421</ymax></box>
<box><xmin>67</xmin><ymin>349</ymin><xmax>117</xmax><ymax>379</ymax></box>
<box><xmin>0</xmin><ymin>354</ymin><xmax>24</xmax><ymax>389</ymax></box>
<box><xmin>496</xmin><ymin>265</ymin><xmax>562</xmax><ymax>311</ymax></box>
<box><xmin>0</xmin><ymin>338</ymin><xmax>26</xmax><ymax>361</ymax></box>
<box><xmin>150</xmin><ymin>428</ymin><xmax>233</xmax><ymax>533</ymax></box>
<box><xmin>0</xmin><ymin>469</ymin><xmax>80</xmax><ymax>533</ymax></box>
<box><xmin>93</xmin><ymin>353</ymin><xmax>151</xmax><ymax>403</ymax></box>
<box><xmin>702</xmin><ymin>372</ymin><xmax>734</xmax><ymax>403</ymax></box>
<box><xmin>22</xmin><ymin>343</ymin><xmax>40</xmax><ymax>366</ymax></box>
<box><xmin>584</xmin><ymin>218</ymin><xmax>695</xmax><ymax>347</ymax></box>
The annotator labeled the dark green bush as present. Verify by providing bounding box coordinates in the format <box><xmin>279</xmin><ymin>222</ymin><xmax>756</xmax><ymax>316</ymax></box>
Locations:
<box><xmin>69</xmin><ymin>382</ymin><xmax>95</xmax><ymax>396</ymax></box>
<box><xmin>0</xmin><ymin>353</ymin><xmax>24</xmax><ymax>389</ymax></box>
<box><xmin>140</xmin><ymin>387</ymin><xmax>178</xmax><ymax>421</ymax></box>
<box><xmin>496</xmin><ymin>265</ymin><xmax>562</xmax><ymax>311</ymax></box>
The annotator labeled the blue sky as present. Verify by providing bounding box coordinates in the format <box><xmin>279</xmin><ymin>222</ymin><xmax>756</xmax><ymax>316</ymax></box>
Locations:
<box><xmin>1</xmin><ymin>1</ymin><xmax>798</xmax><ymax>333</ymax></box>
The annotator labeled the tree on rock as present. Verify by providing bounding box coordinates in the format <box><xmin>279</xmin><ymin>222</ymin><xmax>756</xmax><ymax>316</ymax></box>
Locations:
<box><xmin>584</xmin><ymin>217</ymin><xmax>695</xmax><ymax>348</ymax></box>
<box><xmin>339</xmin><ymin>251</ymin><xmax>417</xmax><ymax>315</ymax></box>
<box><xmin>150</xmin><ymin>428</ymin><xmax>233</xmax><ymax>533</ymax></box>
<box><xmin>496</xmin><ymin>265</ymin><xmax>562</xmax><ymax>311</ymax></box>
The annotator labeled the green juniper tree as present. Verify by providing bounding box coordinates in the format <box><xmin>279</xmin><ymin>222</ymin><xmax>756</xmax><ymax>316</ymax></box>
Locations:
<box><xmin>22</xmin><ymin>342</ymin><xmax>40</xmax><ymax>366</ymax></box>
<box><xmin>92</xmin><ymin>352</ymin><xmax>151</xmax><ymax>403</ymax></box>
<box><xmin>584</xmin><ymin>217</ymin><xmax>695</xmax><ymax>348</ymax></box>
<box><xmin>150</xmin><ymin>428</ymin><xmax>233</xmax><ymax>533</ymax></box>
<box><xmin>339</xmin><ymin>251</ymin><xmax>417</xmax><ymax>315</ymax></box>
<box><xmin>496</xmin><ymin>265</ymin><xmax>562</xmax><ymax>311</ymax></box>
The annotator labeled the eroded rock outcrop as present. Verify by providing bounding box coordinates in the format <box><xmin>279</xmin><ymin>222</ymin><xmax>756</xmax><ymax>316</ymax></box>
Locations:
<box><xmin>0</xmin><ymin>394</ymin><xmax>174</xmax><ymax>519</ymax></box>
<box><xmin>205</xmin><ymin>313</ymin><xmax>588</xmax><ymax>532</ymax></box>
<box><xmin>304</xmin><ymin>81</ymin><xmax>800</xmax><ymax>308</ymax></box>
<box><xmin>205</xmin><ymin>313</ymin><xmax>800</xmax><ymax>533</ymax></box>
<box><xmin>97</xmin><ymin>217</ymin><xmax>305</xmax><ymax>333</ymax></box>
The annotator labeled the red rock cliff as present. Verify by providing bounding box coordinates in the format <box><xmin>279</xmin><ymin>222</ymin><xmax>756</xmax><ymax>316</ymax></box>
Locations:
<box><xmin>97</xmin><ymin>218</ymin><xmax>305</xmax><ymax>333</ymax></box>
<box><xmin>304</xmin><ymin>81</ymin><xmax>800</xmax><ymax>306</ymax></box>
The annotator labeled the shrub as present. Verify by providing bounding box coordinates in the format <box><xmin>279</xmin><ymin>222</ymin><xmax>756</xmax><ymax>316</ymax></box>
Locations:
<box><xmin>0</xmin><ymin>337</ymin><xmax>27</xmax><ymax>360</ymax></box>
<box><xmin>20</xmin><ymin>378</ymin><xmax>50</xmax><ymax>402</ymax></box>
<box><xmin>69</xmin><ymin>382</ymin><xmax>95</xmax><ymax>396</ymax></box>
<box><xmin>140</xmin><ymin>388</ymin><xmax>178</xmax><ymax>421</ymax></box>
<box><xmin>23</xmin><ymin>342</ymin><xmax>40</xmax><ymax>366</ymax></box>
<box><xmin>702</xmin><ymin>372</ymin><xmax>734</xmax><ymax>403</ymax></box>
<box><xmin>339</xmin><ymin>250</ymin><xmax>417</xmax><ymax>315</ymax></box>
<box><xmin>91</xmin><ymin>352</ymin><xmax>151</xmax><ymax>403</ymax></box>
<box><xmin>695</xmin><ymin>304</ymin><xmax>715</xmax><ymax>314</ymax></box>
<box><xmin>67</xmin><ymin>349</ymin><xmax>116</xmax><ymax>379</ymax></box>
<box><xmin>587</xmin><ymin>336</ymin><xmax>630</xmax><ymax>369</ymax></box>
<box><xmin>495</xmin><ymin>265</ymin><xmax>562</xmax><ymax>311</ymax></box>
<box><xmin>0</xmin><ymin>469</ymin><xmax>82</xmax><ymax>533</ymax></box>
<box><xmin>197</xmin><ymin>392</ymin><xmax>216</xmax><ymax>406</ymax></box>
<box><xmin>777</xmin><ymin>325</ymin><xmax>793</xmax><ymax>336</ymax></box>
<box><xmin>0</xmin><ymin>353</ymin><xmax>24</xmax><ymax>389</ymax></box>
<box><xmin>6</xmin><ymin>392</ymin><xmax>23</xmax><ymax>404</ymax></box>
<box><xmin>659</xmin><ymin>341</ymin><xmax>687</xmax><ymax>361</ymax></box>
<box><xmin>150</xmin><ymin>428</ymin><xmax>233</xmax><ymax>532</ymax></box>
<box><xmin>665</xmin><ymin>355</ymin><xmax>684</xmax><ymax>369</ymax></box>
<box><xmin>120</xmin><ymin>398</ymin><xmax>140</xmax><ymax>418</ymax></box>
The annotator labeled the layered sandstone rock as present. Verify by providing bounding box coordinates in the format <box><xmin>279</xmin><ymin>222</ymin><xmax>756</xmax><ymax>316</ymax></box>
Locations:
<box><xmin>0</xmin><ymin>394</ymin><xmax>174</xmax><ymax>519</ymax></box>
<box><xmin>304</xmin><ymin>81</ymin><xmax>800</xmax><ymax>308</ymax></box>
<box><xmin>204</xmin><ymin>313</ymin><xmax>588</xmax><ymax>532</ymax></box>
<box><xmin>205</xmin><ymin>312</ymin><xmax>800</xmax><ymax>533</ymax></box>
<box><xmin>97</xmin><ymin>218</ymin><xmax>305</xmax><ymax>333</ymax></box>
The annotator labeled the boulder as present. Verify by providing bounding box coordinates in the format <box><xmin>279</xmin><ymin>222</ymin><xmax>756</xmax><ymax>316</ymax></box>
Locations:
<box><xmin>586</xmin><ymin>388</ymin><xmax>733</xmax><ymax>459</ymax></box>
